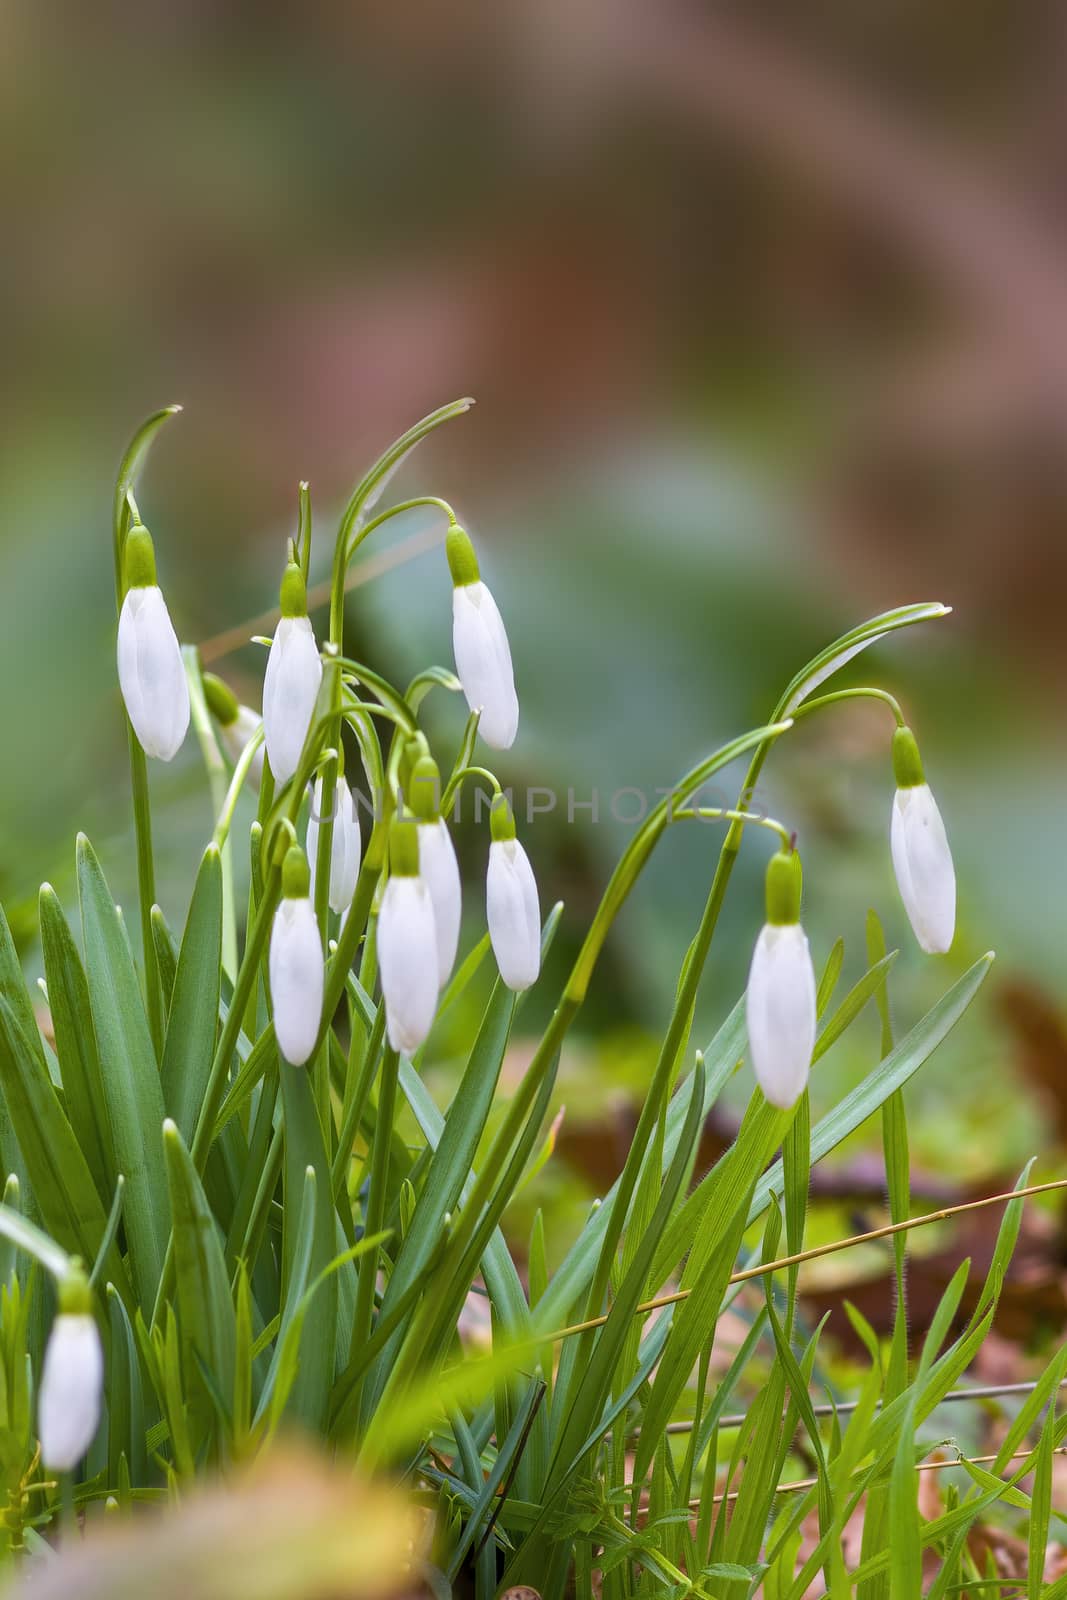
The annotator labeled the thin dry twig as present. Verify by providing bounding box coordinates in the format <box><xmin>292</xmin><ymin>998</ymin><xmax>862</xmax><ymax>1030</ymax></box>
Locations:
<box><xmin>546</xmin><ymin>1177</ymin><xmax>1067</xmax><ymax>1345</ymax></box>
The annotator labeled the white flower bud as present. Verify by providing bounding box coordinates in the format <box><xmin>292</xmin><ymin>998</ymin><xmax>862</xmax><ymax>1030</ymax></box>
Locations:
<box><xmin>452</xmin><ymin>582</ymin><xmax>519</xmax><ymax>751</ymax></box>
<box><xmin>269</xmin><ymin>855</ymin><xmax>324</xmax><ymax>1066</ymax></box>
<box><xmin>746</xmin><ymin>922</ymin><xmax>817</xmax><ymax>1110</ymax></box>
<box><xmin>221</xmin><ymin>705</ymin><xmax>266</xmax><ymax>789</ymax></box>
<box><xmin>117</xmin><ymin>585</ymin><xmax>190</xmax><ymax>761</ymax></box>
<box><xmin>307</xmin><ymin>778</ymin><xmax>361</xmax><ymax>915</ymax></box>
<box><xmin>486</xmin><ymin>835</ymin><xmax>541</xmax><ymax>992</ymax></box>
<box><xmin>262</xmin><ymin>614</ymin><xmax>322</xmax><ymax>788</ymax></box>
<box><xmin>379</xmin><ymin>856</ymin><xmax>439</xmax><ymax>1055</ymax></box>
<box><xmin>39</xmin><ymin>1312</ymin><xmax>104</xmax><ymax>1471</ymax></box>
<box><xmin>891</xmin><ymin>784</ymin><xmax>956</xmax><ymax>954</ymax></box>
<box><xmin>417</xmin><ymin>818</ymin><xmax>462</xmax><ymax>988</ymax></box>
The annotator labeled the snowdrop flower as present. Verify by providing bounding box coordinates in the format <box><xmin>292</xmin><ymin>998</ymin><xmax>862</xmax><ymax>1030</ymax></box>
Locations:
<box><xmin>746</xmin><ymin>848</ymin><xmax>816</xmax><ymax>1110</ymax></box>
<box><xmin>447</xmin><ymin>523</ymin><xmax>519</xmax><ymax>751</ymax></box>
<box><xmin>486</xmin><ymin>796</ymin><xmax>541</xmax><ymax>992</ymax></box>
<box><xmin>116</xmin><ymin>523</ymin><xmax>190</xmax><ymax>761</ymax></box>
<box><xmin>203</xmin><ymin>673</ymin><xmax>265</xmax><ymax>788</ymax></box>
<box><xmin>38</xmin><ymin>1268</ymin><xmax>103</xmax><ymax>1472</ymax></box>
<box><xmin>262</xmin><ymin>560</ymin><xmax>322</xmax><ymax>788</ymax></box>
<box><xmin>378</xmin><ymin>818</ymin><xmax>439</xmax><ymax>1054</ymax></box>
<box><xmin>890</xmin><ymin>725</ymin><xmax>956</xmax><ymax>954</ymax></box>
<box><xmin>269</xmin><ymin>847</ymin><xmax>324</xmax><ymax>1066</ymax></box>
<box><xmin>306</xmin><ymin>774</ymin><xmax>361</xmax><ymax>915</ymax></box>
<box><xmin>409</xmin><ymin>753</ymin><xmax>461</xmax><ymax>988</ymax></box>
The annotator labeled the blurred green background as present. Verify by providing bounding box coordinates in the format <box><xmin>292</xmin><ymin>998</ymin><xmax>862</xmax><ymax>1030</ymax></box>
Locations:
<box><xmin>4</xmin><ymin>1</ymin><xmax>1067</xmax><ymax>1226</ymax></box>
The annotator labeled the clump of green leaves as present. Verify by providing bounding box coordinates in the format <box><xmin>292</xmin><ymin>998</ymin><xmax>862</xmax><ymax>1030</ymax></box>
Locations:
<box><xmin>0</xmin><ymin>403</ymin><xmax>1061</xmax><ymax>1598</ymax></box>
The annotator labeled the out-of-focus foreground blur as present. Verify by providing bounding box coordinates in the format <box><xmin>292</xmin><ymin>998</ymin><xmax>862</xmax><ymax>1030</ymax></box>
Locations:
<box><xmin>4</xmin><ymin>2</ymin><xmax>1067</xmax><ymax>1198</ymax></box>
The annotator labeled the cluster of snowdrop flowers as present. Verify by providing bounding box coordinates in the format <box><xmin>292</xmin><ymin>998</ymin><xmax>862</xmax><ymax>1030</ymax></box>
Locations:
<box><xmin>745</xmin><ymin>720</ymin><xmax>956</xmax><ymax>1110</ymax></box>
<box><xmin>37</xmin><ymin>1265</ymin><xmax>103</xmax><ymax>1474</ymax></box>
<box><xmin>182</xmin><ymin>515</ymin><xmax>534</xmax><ymax>1067</ymax></box>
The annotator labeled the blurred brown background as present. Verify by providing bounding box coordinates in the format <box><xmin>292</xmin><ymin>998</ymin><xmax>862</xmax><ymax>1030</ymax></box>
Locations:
<box><xmin>4</xmin><ymin>0</ymin><xmax>1067</xmax><ymax>1193</ymax></box>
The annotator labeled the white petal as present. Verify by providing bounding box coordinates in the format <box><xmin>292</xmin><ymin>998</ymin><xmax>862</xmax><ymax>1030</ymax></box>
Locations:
<box><xmin>486</xmin><ymin>838</ymin><xmax>541</xmax><ymax>991</ymax></box>
<box><xmin>308</xmin><ymin>779</ymin><xmax>362</xmax><ymax>914</ymax></box>
<box><xmin>378</xmin><ymin>876</ymin><xmax>439</xmax><ymax>1054</ymax></box>
<box><xmin>262</xmin><ymin>616</ymin><xmax>322</xmax><ymax>787</ymax></box>
<box><xmin>39</xmin><ymin>1314</ymin><xmax>104</xmax><ymax>1471</ymax></box>
<box><xmin>418</xmin><ymin>819</ymin><xmax>462</xmax><ymax>988</ymax></box>
<box><xmin>452</xmin><ymin>582</ymin><xmax>519</xmax><ymax>750</ymax></box>
<box><xmin>116</xmin><ymin>586</ymin><xmax>190</xmax><ymax>761</ymax></box>
<box><xmin>221</xmin><ymin>705</ymin><xmax>265</xmax><ymax>788</ymax></box>
<box><xmin>891</xmin><ymin>785</ymin><xmax>956</xmax><ymax>954</ymax></box>
<box><xmin>269</xmin><ymin>897</ymin><xmax>324</xmax><ymax>1065</ymax></box>
<box><xmin>745</xmin><ymin>922</ymin><xmax>817</xmax><ymax>1110</ymax></box>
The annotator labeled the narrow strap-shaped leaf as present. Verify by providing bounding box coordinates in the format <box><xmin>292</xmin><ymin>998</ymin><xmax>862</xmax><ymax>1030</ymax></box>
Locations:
<box><xmin>78</xmin><ymin>834</ymin><xmax>169</xmax><ymax>1307</ymax></box>
<box><xmin>107</xmin><ymin>1284</ymin><xmax>147</xmax><ymax>1487</ymax></box>
<box><xmin>365</xmin><ymin>976</ymin><xmax>518</xmax><ymax>1409</ymax></box>
<box><xmin>278</xmin><ymin>1064</ymin><xmax>340</xmax><ymax>1431</ymax></box>
<box><xmin>39</xmin><ymin>886</ymin><xmax>115</xmax><ymax>1206</ymax></box>
<box><xmin>160</xmin><ymin>846</ymin><xmax>222</xmax><ymax>1145</ymax></box>
<box><xmin>163</xmin><ymin>1119</ymin><xmax>237</xmax><ymax>1434</ymax></box>
<box><xmin>0</xmin><ymin>994</ymin><xmax>127</xmax><ymax>1293</ymax></box>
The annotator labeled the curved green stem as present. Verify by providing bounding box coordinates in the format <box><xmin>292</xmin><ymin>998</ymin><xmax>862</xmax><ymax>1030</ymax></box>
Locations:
<box><xmin>212</xmin><ymin>727</ymin><xmax>265</xmax><ymax>851</ymax></box>
<box><xmin>673</xmin><ymin>806</ymin><xmax>793</xmax><ymax>852</ymax></box>
<box><xmin>789</xmin><ymin>685</ymin><xmax>905</xmax><ymax>727</ymax></box>
<box><xmin>439</xmin><ymin>764</ymin><xmax>502</xmax><ymax>815</ymax></box>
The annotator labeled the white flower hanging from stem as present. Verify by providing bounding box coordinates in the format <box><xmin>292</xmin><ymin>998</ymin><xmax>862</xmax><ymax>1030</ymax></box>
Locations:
<box><xmin>307</xmin><ymin>773</ymin><xmax>361</xmax><ymax>916</ymax></box>
<box><xmin>116</xmin><ymin>522</ymin><xmax>190</xmax><ymax>762</ymax></box>
<box><xmin>486</xmin><ymin>794</ymin><xmax>541</xmax><ymax>992</ymax></box>
<box><xmin>262</xmin><ymin>558</ymin><xmax>322</xmax><ymax>788</ymax></box>
<box><xmin>203</xmin><ymin>672</ymin><xmax>265</xmax><ymax>789</ymax></box>
<box><xmin>408</xmin><ymin>751</ymin><xmax>462</xmax><ymax>988</ymax></box>
<box><xmin>269</xmin><ymin>846</ymin><xmax>325</xmax><ymax>1067</ymax></box>
<box><xmin>745</xmin><ymin>846</ymin><xmax>817</xmax><ymax>1110</ymax></box>
<box><xmin>890</xmin><ymin>725</ymin><xmax>956</xmax><ymax>955</ymax></box>
<box><xmin>38</xmin><ymin>1267</ymin><xmax>103</xmax><ymax>1473</ymax></box>
<box><xmin>447</xmin><ymin>522</ymin><xmax>519</xmax><ymax>751</ymax></box>
<box><xmin>378</xmin><ymin>817</ymin><xmax>440</xmax><ymax>1054</ymax></box>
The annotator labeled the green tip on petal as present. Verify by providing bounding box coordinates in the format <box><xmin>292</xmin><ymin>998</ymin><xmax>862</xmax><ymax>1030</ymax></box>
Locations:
<box><xmin>123</xmin><ymin>524</ymin><xmax>157</xmax><ymax>589</ymax></box>
<box><xmin>202</xmin><ymin>672</ymin><xmax>239</xmax><ymax>727</ymax></box>
<box><xmin>765</xmin><ymin>848</ymin><xmax>802</xmax><ymax>926</ymax></box>
<box><xmin>409</xmin><ymin>753</ymin><xmax>441</xmax><ymax>821</ymax></box>
<box><xmin>58</xmin><ymin>1261</ymin><xmax>92</xmax><ymax>1316</ymax></box>
<box><xmin>281</xmin><ymin>844</ymin><xmax>311</xmax><ymax>899</ymax></box>
<box><xmin>279</xmin><ymin>560</ymin><xmax>308</xmax><ymax>618</ymax></box>
<box><xmin>892</xmin><ymin>725</ymin><xmax>925</xmax><ymax>789</ymax></box>
<box><xmin>445</xmin><ymin>523</ymin><xmax>480</xmax><ymax>588</ymax></box>
<box><xmin>490</xmin><ymin>793</ymin><xmax>516</xmax><ymax>842</ymax></box>
<box><xmin>389</xmin><ymin>817</ymin><xmax>420</xmax><ymax>877</ymax></box>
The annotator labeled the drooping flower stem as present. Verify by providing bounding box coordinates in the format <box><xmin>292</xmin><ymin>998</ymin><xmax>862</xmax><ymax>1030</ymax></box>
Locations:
<box><xmin>788</xmin><ymin>684</ymin><xmax>906</xmax><ymax>728</ymax></box>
